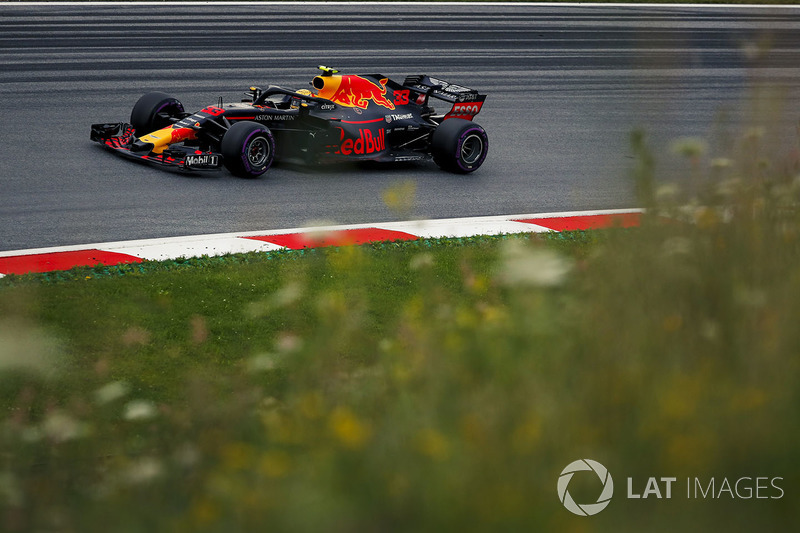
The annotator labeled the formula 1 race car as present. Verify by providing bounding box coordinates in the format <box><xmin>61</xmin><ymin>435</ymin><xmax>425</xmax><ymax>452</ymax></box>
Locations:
<box><xmin>90</xmin><ymin>67</ymin><xmax>488</xmax><ymax>178</ymax></box>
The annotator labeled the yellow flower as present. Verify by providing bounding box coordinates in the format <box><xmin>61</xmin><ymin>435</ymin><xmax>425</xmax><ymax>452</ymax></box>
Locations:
<box><xmin>220</xmin><ymin>442</ymin><xmax>255</xmax><ymax>471</ymax></box>
<box><xmin>695</xmin><ymin>207</ymin><xmax>720</xmax><ymax>230</ymax></box>
<box><xmin>511</xmin><ymin>415</ymin><xmax>542</xmax><ymax>454</ymax></box>
<box><xmin>382</xmin><ymin>180</ymin><xmax>416</xmax><ymax>216</ymax></box>
<box><xmin>459</xmin><ymin>414</ymin><xmax>486</xmax><ymax>446</ymax></box>
<box><xmin>455</xmin><ymin>307</ymin><xmax>478</xmax><ymax>329</ymax></box>
<box><xmin>191</xmin><ymin>497</ymin><xmax>220</xmax><ymax>527</ymax></box>
<box><xmin>662</xmin><ymin>313</ymin><xmax>683</xmax><ymax>332</ymax></box>
<box><xmin>259</xmin><ymin>450</ymin><xmax>292</xmax><ymax>478</ymax></box>
<box><xmin>729</xmin><ymin>386</ymin><xmax>768</xmax><ymax>413</ymax></box>
<box><xmin>479</xmin><ymin>304</ymin><xmax>508</xmax><ymax>326</ymax></box>
<box><xmin>329</xmin><ymin>407</ymin><xmax>371</xmax><ymax>450</ymax></box>
<box><xmin>664</xmin><ymin>431</ymin><xmax>715</xmax><ymax>474</ymax></box>
<box><xmin>414</xmin><ymin>428</ymin><xmax>450</xmax><ymax>461</ymax></box>
<box><xmin>298</xmin><ymin>392</ymin><xmax>325</xmax><ymax>420</ymax></box>
<box><xmin>329</xmin><ymin>245</ymin><xmax>363</xmax><ymax>271</ymax></box>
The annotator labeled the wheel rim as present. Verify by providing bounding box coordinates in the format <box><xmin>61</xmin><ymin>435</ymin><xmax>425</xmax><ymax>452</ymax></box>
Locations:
<box><xmin>247</xmin><ymin>137</ymin><xmax>270</xmax><ymax>167</ymax></box>
<box><xmin>461</xmin><ymin>133</ymin><xmax>484</xmax><ymax>165</ymax></box>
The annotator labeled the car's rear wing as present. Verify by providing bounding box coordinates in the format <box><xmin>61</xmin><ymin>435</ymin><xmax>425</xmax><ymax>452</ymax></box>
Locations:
<box><xmin>402</xmin><ymin>75</ymin><xmax>486</xmax><ymax>121</ymax></box>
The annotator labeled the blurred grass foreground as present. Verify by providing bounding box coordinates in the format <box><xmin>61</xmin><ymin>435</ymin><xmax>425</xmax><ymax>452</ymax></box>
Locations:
<box><xmin>2</xmin><ymin>126</ymin><xmax>800</xmax><ymax>531</ymax></box>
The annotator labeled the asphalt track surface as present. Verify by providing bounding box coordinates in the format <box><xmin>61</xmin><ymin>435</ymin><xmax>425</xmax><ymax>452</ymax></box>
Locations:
<box><xmin>1</xmin><ymin>2</ymin><xmax>799</xmax><ymax>251</ymax></box>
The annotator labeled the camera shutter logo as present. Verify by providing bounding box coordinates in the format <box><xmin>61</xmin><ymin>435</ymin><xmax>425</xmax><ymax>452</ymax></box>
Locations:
<box><xmin>557</xmin><ymin>459</ymin><xmax>614</xmax><ymax>516</ymax></box>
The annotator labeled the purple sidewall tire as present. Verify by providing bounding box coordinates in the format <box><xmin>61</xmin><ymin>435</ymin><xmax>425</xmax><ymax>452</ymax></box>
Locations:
<box><xmin>431</xmin><ymin>118</ymin><xmax>488</xmax><ymax>173</ymax></box>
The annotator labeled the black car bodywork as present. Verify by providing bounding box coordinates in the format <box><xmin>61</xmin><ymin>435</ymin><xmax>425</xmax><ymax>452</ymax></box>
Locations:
<box><xmin>90</xmin><ymin>67</ymin><xmax>488</xmax><ymax>177</ymax></box>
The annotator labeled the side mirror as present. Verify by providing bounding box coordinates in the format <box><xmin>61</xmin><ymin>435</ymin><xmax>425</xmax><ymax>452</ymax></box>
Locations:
<box><xmin>244</xmin><ymin>86</ymin><xmax>262</xmax><ymax>103</ymax></box>
<box><xmin>298</xmin><ymin>101</ymin><xmax>310</xmax><ymax>117</ymax></box>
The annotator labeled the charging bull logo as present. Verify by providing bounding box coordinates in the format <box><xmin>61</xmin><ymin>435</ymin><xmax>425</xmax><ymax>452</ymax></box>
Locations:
<box><xmin>314</xmin><ymin>75</ymin><xmax>395</xmax><ymax>110</ymax></box>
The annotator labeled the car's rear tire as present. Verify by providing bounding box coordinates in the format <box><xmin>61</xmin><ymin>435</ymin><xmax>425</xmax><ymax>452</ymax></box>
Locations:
<box><xmin>221</xmin><ymin>121</ymin><xmax>275</xmax><ymax>178</ymax></box>
<box><xmin>431</xmin><ymin>118</ymin><xmax>488</xmax><ymax>173</ymax></box>
<box><xmin>130</xmin><ymin>92</ymin><xmax>184</xmax><ymax>136</ymax></box>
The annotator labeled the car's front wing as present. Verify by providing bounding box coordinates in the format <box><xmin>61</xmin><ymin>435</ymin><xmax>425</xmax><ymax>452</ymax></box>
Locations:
<box><xmin>90</xmin><ymin>123</ymin><xmax>222</xmax><ymax>172</ymax></box>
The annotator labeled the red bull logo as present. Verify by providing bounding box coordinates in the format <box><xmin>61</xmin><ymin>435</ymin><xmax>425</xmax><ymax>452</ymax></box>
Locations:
<box><xmin>335</xmin><ymin>128</ymin><xmax>386</xmax><ymax>156</ymax></box>
<box><xmin>169</xmin><ymin>127</ymin><xmax>195</xmax><ymax>144</ymax></box>
<box><xmin>314</xmin><ymin>75</ymin><xmax>395</xmax><ymax>110</ymax></box>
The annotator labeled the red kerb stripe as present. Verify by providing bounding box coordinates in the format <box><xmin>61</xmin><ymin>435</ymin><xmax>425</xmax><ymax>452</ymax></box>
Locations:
<box><xmin>0</xmin><ymin>249</ymin><xmax>143</xmax><ymax>275</ymax></box>
<box><xmin>244</xmin><ymin>228</ymin><xmax>418</xmax><ymax>250</ymax></box>
<box><xmin>515</xmin><ymin>212</ymin><xmax>641</xmax><ymax>231</ymax></box>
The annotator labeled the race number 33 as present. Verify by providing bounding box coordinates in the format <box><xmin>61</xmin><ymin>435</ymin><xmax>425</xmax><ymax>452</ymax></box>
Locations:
<box><xmin>394</xmin><ymin>90</ymin><xmax>410</xmax><ymax>106</ymax></box>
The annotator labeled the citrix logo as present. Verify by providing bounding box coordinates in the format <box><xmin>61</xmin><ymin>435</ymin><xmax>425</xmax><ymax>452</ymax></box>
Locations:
<box><xmin>557</xmin><ymin>459</ymin><xmax>614</xmax><ymax>516</ymax></box>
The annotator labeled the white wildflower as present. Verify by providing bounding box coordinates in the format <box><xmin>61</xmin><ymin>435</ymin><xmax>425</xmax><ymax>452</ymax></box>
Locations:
<box><xmin>409</xmin><ymin>252</ymin><xmax>434</xmax><ymax>271</ymax></box>
<box><xmin>671</xmin><ymin>137</ymin><xmax>708</xmax><ymax>159</ymax></box>
<box><xmin>247</xmin><ymin>352</ymin><xmax>283</xmax><ymax>372</ymax></box>
<box><xmin>123</xmin><ymin>457</ymin><xmax>163</xmax><ymax>486</ymax></box>
<box><xmin>661</xmin><ymin>237</ymin><xmax>692</xmax><ymax>257</ymax></box>
<box><xmin>496</xmin><ymin>240</ymin><xmax>573</xmax><ymax>288</ymax></box>
<box><xmin>123</xmin><ymin>399</ymin><xmax>158</xmax><ymax>421</ymax></box>
<box><xmin>42</xmin><ymin>410</ymin><xmax>88</xmax><ymax>443</ymax></box>
<box><xmin>94</xmin><ymin>381</ymin><xmax>130</xmax><ymax>405</ymax></box>
<box><xmin>271</xmin><ymin>281</ymin><xmax>304</xmax><ymax>308</ymax></box>
<box><xmin>0</xmin><ymin>320</ymin><xmax>60</xmax><ymax>376</ymax></box>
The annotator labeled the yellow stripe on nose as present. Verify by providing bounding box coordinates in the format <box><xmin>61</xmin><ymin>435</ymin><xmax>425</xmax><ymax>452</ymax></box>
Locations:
<box><xmin>139</xmin><ymin>126</ymin><xmax>196</xmax><ymax>154</ymax></box>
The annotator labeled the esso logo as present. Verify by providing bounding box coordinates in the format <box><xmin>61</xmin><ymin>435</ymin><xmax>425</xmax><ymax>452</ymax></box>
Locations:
<box><xmin>447</xmin><ymin>102</ymin><xmax>482</xmax><ymax>119</ymax></box>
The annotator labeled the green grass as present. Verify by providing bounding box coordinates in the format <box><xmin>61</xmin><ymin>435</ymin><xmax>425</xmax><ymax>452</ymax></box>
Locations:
<box><xmin>1</xmin><ymin>232</ymin><xmax>596</xmax><ymax>530</ymax></box>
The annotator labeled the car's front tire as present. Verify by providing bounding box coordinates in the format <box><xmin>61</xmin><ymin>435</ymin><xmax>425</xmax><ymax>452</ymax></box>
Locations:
<box><xmin>221</xmin><ymin>121</ymin><xmax>275</xmax><ymax>178</ymax></box>
<box><xmin>431</xmin><ymin>118</ymin><xmax>488</xmax><ymax>173</ymax></box>
<box><xmin>130</xmin><ymin>92</ymin><xmax>184</xmax><ymax>136</ymax></box>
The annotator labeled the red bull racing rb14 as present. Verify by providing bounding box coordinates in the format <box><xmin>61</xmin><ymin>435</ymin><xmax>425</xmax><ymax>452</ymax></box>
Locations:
<box><xmin>90</xmin><ymin>67</ymin><xmax>489</xmax><ymax>178</ymax></box>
